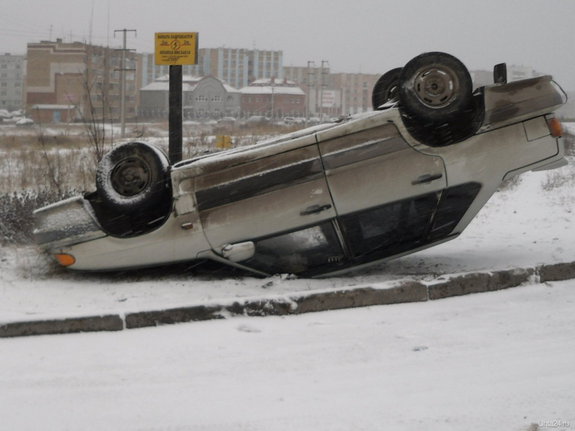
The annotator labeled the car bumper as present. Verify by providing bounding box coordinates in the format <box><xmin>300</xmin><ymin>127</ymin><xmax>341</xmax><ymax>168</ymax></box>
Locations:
<box><xmin>33</xmin><ymin>196</ymin><xmax>106</xmax><ymax>249</ymax></box>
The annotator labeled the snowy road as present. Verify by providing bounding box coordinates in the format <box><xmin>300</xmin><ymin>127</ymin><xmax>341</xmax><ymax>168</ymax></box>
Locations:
<box><xmin>1</xmin><ymin>280</ymin><xmax>574</xmax><ymax>430</ymax></box>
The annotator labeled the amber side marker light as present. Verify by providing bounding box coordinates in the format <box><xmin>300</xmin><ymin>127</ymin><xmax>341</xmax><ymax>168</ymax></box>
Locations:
<box><xmin>54</xmin><ymin>253</ymin><xmax>76</xmax><ymax>267</ymax></box>
<box><xmin>548</xmin><ymin>117</ymin><xmax>563</xmax><ymax>138</ymax></box>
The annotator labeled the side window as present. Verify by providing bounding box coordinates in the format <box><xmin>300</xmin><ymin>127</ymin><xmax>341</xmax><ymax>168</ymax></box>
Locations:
<box><xmin>245</xmin><ymin>222</ymin><xmax>345</xmax><ymax>275</ymax></box>
<box><xmin>339</xmin><ymin>192</ymin><xmax>440</xmax><ymax>258</ymax></box>
<box><xmin>429</xmin><ymin>182</ymin><xmax>482</xmax><ymax>240</ymax></box>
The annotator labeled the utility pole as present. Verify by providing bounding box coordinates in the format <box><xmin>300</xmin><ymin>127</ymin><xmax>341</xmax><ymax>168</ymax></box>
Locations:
<box><xmin>306</xmin><ymin>61</ymin><xmax>316</xmax><ymax>125</ymax></box>
<box><xmin>114</xmin><ymin>29</ymin><xmax>136</xmax><ymax>137</ymax></box>
<box><xmin>320</xmin><ymin>60</ymin><xmax>329</xmax><ymax>121</ymax></box>
<box><xmin>270</xmin><ymin>76</ymin><xmax>275</xmax><ymax>121</ymax></box>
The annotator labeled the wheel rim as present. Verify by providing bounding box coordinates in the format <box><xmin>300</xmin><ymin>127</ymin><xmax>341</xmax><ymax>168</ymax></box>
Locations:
<box><xmin>110</xmin><ymin>157</ymin><xmax>152</xmax><ymax>197</ymax></box>
<box><xmin>413</xmin><ymin>66</ymin><xmax>460</xmax><ymax>109</ymax></box>
<box><xmin>383</xmin><ymin>83</ymin><xmax>399</xmax><ymax>102</ymax></box>
<box><xmin>374</xmin><ymin>84</ymin><xmax>399</xmax><ymax>108</ymax></box>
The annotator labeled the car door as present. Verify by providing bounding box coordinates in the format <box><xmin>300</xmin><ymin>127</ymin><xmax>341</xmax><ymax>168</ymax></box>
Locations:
<box><xmin>195</xmin><ymin>134</ymin><xmax>346</xmax><ymax>274</ymax></box>
<box><xmin>316</xmin><ymin>121</ymin><xmax>447</xmax><ymax>261</ymax></box>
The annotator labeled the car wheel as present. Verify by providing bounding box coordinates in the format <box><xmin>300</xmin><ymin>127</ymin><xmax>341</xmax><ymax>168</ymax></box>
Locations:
<box><xmin>399</xmin><ymin>52</ymin><xmax>473</xmax><ymax>123</ymax></box>
<box><xmin>372</xmin><ymin>67</ymin><xmax>402</xmax><ymax>110</ymax></box>
<box><xmin>96</xmin><ymin>142</ymin><xmax>170</xmax><ymax>213</ymax></box>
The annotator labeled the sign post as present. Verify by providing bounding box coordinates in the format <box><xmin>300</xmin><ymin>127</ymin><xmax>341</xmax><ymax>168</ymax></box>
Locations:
<box><xmin>168</xmin><ymin>65</ymin><xmax>183</xmax><ymax>164</ymax></box>
<box><xmin>155</xmin><ymin>32</ymin><xmax>198</xmax><ymax>163</ymax></box>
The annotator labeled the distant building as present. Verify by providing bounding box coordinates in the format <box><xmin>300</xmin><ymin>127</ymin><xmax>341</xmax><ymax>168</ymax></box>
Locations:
<box><xmin>141</xmin><ymin>48</ymin><xmax>283</xmax><ymax>90</ymax></box>
<box><xmin>200</xmin><ymin>48</ymin><xmax>250</xmax><ymax>89</ymax></box>
<box><xmin>139</xmin><ymin>53</ymin><xmax>164</xmax><ymax>88</ymax></box>
<box><xmin>284</xmin><ymin>64</ymin><xmax>328</xmax><ymax>117</ymax></box>
<box><xmin>138</xmin><ymin>53</ymin><xmax>201</xmax><ymax>88</ymax></box>
<box><xmin>240</xmin><ymin>78</ymin><xmax>305</xmax><ymax>119</ymax></box>
<box><xmin>471</xmin><ymin>65</ymin><xmax>540</xmax><ymax>89</ymax></box>
<box><xmin>25</xmin><ymin>39</ymin><xmax>140</xmax><ymax>123</ymax></box>
<box><xmin>285</xmin><ymin>66</ymin><xmax>378</xmax><ymax>117</ymax></box>
<box><xmin>0</xmin><ymin>53</ymin><xmax>25</xmax><ymax>111</ymax></box>
<box><xmin>198</xmin><ymin>47</ymin><xmax>284</xmax><ymax>89</ymax></box>
<box><xmin>29</xmin><ymin>104</ymin><xmax>76</xmax><ymax>123</ymax></box>
<box><xmin>284</xmin><ymin>65</ymin><xmax>325</xmax><ymax>90</ymax></box>
<box><xmin>329</xmin><ymin>72</ymin><xmax>379</xmax><ymax>116</ymax></box>
<box><xmin>139</xmin><ymin>75</ymin><xmax>240</xmax><ymax>120</ymax></box>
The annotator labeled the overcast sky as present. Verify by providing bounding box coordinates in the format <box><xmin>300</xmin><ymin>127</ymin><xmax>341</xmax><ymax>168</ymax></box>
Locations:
<box><xmin>1</xmin><ymin>0</ymin><xmax>574</xmax><ymax>89</ymax></box>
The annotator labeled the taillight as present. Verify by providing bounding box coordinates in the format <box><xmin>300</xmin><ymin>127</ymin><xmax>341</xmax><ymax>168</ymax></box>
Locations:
<box><xmin>547</xmin><ymin>117</ymin><xmax>563</xmax><ymax>138</ymax></box>
<box><xmin>54</xmin><ymin>253</ymin><xmax>76</xmax><ymax>267</ymax></box>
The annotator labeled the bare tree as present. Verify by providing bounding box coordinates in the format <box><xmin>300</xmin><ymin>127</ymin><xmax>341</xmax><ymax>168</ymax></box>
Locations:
<box><xmin>69</xmin><ymin>45</ymin><xmax>116</xmax><ymax>165</ymax></box>
<box><xmin>79</xmin><ymin>77</ymin><xmax>115</xmax><ymax>164</ymax></box>
<box><xmin>33</xmin><ymin>109</ymin><xmax>64</xmax><ymax>196</ymax></box>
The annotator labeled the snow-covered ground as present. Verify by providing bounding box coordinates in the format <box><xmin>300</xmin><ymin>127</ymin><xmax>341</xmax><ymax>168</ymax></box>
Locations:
<box><xmin>0</xmin><ymin>280</ymin><xmax>574</xmax><ymax>430</ymax></box>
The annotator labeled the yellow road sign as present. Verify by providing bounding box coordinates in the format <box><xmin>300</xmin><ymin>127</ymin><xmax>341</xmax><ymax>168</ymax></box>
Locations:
<box><xmin>155</xmin><ymin>32</ymin><xmax>198</xmax><ymax>65</ymax></box>
<box><xmin>216</xmin><ymin>135</ymin><xmax>232</xmax><ymax>149</ymax></box>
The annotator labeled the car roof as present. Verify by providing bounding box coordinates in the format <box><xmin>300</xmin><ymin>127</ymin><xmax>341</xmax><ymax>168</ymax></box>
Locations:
<box><xmin>172</xmin><ymin>110</ymin><xmax>392</xmax><ymax>178</ymax></box>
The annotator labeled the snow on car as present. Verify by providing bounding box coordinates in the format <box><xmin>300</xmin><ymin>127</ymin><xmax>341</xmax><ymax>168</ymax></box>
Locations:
<box><xmin>33</xmin><ymin>52</ymin><xmax>568</xmax><ymax>277</ymax></box>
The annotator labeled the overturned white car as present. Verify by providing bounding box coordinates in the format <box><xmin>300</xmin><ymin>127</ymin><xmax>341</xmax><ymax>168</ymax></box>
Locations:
<box><xmin>34</xmin><ymin>52</ymin><xmax>567</xmax><ymax>277</ymax></box>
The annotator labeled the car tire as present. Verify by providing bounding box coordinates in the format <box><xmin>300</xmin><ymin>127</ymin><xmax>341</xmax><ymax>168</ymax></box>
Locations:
<box><xmin>399</xmin><ymin>52</ymin><xmax>473</xmax><ymax>123</ymax></box>
<box><xmin>96</xmin><ymin>142</ymin><xmax>170</xmax><ymax>214</ymax></box>
<box><xmin>372</xmin><ymin>67</ymin><xmax>402</xmax><ymax>110</ymax></box>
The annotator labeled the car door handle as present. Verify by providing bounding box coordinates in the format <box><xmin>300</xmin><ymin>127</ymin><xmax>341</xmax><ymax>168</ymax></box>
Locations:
<box><xmin>300</xmin><ymin>204</ymin><xmax>332</xmax><ymax>216</ymax></box>
<box><xmin>412</xmin><ymin>173</ymin><xmax>443</xmax><ymax>185</ymax></box>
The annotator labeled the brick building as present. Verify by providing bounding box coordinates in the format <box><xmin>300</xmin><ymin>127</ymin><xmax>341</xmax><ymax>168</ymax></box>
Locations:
<box><xmin>29</xmin><ymin>104</ymin><xmax>75</xmax><ymax>123</ymax></box>
<box><xmin>240</xmin><ymin>78</ymin><xmax>305</xmax><ymax>119</ymax></box>
<box><xmin>26</xmin><ymin>39</ymin><xmax>140</xmax><ymax>123</ymax></box>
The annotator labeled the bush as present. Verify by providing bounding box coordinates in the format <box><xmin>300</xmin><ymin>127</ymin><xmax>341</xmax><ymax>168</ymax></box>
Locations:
<box><xmin>0</xmin><ymin>190</ymin><xmax>76</xmax><ymax>245</ymax></box>
<box><xmin>563</xmin><ymin>131</ymin><xmax>575</xmax><ymax>156</ymax></box>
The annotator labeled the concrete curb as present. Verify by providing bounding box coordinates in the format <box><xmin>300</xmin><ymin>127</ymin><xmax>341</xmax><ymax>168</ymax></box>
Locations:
<box><xmin>427</xmin><ymin>268</ymin><xmax>537</xmax><ymax>300</ymax></box>
<box><xmin>2</xmin><ymin>261</ymin><xmax>574</xmax><ymax>338</ymax></box>
<box><xmin>538</xmin><ymin>262</ymin><xmax>575</xmax><ymax>283</ymax></box>
<box><xmin>0</xmin><ymin>315</ymin><xmax>123</xmax><ymax>338</ymax></box>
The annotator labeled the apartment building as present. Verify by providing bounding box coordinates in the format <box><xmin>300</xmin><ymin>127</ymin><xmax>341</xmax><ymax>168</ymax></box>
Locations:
<box><xmin>0</xmin><ymin>53</ymin><xmax>25</xmax><ymax>112</ymax></box>
<box><xmin>285</xmin><ymin>66</ymin><xmax>378</xmax><ymax>117</ymax></box>
<box><xmin>330</xmin><ymin>72</ymin><xmax>379</xmax><ymax>115</ymax></box>
<box><xmin>139</xmin><ymin>53</ymin><xmax>201</xmax><ymax>87</ymax></box>
<box><xmin>26</xmin><ymin>39</ymin><xmax>140</xmax><ymax>123</ymax></box>
<box><xmin>141</xmin><ymin>48</ymin><xmax>283</xmax><ymax>90</ymax></box>
<box><xmin>284</xmin><ymin>64</ymin><xmax>328</xmax><ymax>117</ymax></box>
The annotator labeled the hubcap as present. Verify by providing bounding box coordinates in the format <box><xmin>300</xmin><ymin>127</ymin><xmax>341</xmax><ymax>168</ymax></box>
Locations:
<box><xmin>413</xmin><ymin>66</ymin><xmax>459</xmax><ymax>109</ymax></box>
<box><xmin>110</xmin><ymin>157</ymin><xmax>151</xmax><ymax>196</ymax></box>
